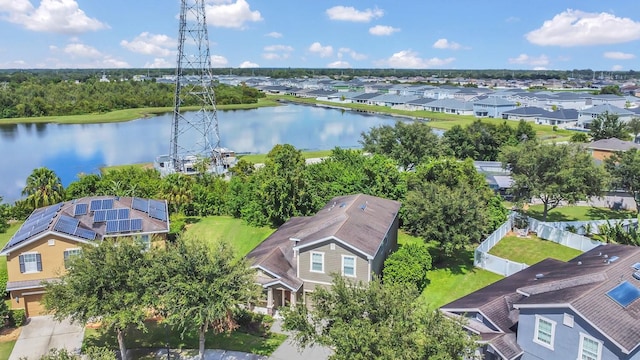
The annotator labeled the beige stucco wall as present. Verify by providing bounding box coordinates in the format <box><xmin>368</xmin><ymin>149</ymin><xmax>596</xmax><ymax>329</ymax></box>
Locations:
<box><xmin>6</xmin><ymin>234</ymin><xmax>83</xmax><ymax>283</ymax></box>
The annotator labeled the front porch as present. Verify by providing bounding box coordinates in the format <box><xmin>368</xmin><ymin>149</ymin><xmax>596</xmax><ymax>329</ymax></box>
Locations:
<box><xmin>256</xmin><ymin>286</ymin><xmax>303</xmax><ymax>316</ymax></box>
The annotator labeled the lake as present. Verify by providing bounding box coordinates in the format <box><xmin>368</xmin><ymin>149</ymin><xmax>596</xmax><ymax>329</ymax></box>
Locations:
<box><xmin>0</xmin><ymin>104</ymin><xmax>436</xmax><ymax>203</ymax></box>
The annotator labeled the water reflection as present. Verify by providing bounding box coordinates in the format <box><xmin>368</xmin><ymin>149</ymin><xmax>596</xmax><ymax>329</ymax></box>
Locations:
<box><xmin>0</xmin><ymin>104</ymin><xmax>432</xmax><ymax>203</ymax></box>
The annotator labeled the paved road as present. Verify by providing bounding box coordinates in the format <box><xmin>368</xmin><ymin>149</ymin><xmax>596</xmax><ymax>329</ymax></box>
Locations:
<box><xmin>268</xmin><ymin>318</ymin><xmax>332</xmax><ymax>360</ymax></box>
<box><xmin>9</xmin><ymin>316</ymin><xmax>84</xmax><ymax>360</ymax></box>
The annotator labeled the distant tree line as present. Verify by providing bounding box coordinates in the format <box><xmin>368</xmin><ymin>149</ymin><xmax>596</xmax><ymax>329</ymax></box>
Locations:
<box><xmin>0</xmin><ymin>76</ymin><xmax>264</xmax><ymax>118</ymax></box>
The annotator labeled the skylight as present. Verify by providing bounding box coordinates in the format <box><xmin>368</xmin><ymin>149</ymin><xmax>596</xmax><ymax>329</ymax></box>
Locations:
<box><xmin>607</xmin><ymin>281</ymin><xmax>640</xmax><ymax>308</ymax></box>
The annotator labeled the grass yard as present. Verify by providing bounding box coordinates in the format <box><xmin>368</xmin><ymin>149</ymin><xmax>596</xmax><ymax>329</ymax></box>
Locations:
<box><xmin>398</xmin><ymin>232</ymin><xmax>503</xmax><ymax>309</ymax></box>
<box><xmin>489</xmin><ymin>235</ymin><xmax>582</xmax><ymax>265</ymax></box>
<box><xmin>238</xmin><ymin>149</ymin><xmax>333</xmax><ymax>165</ymax></box>
<box><xmin>0</xmin><ymin>340</ymin><xmax>16</xmax><ymax>359</ymax></box>
<box><xmin>0</xmin><ymin>223</ymin><xmax>23</xmax><ymax>282</ymax></box>
<box><xmin>180</xmin><ymin>216</ymin><xmax>274</xmax><ymax>257</ymax></box>
<box><xmin>525</xmin><ymin>205</ymin><xmax>636</xmax><ymax>222</ymax></box>
<box><xmin>84</xmin><ymin>320</ymin><xmax>287</xmax><ymax>357</ymax></box>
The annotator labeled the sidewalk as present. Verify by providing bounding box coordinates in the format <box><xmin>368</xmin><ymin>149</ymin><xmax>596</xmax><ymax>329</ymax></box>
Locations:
<box><xmin>268</xmin><ymin>318</ymin><xmax>332</xmax><ymax>360</ymax></box>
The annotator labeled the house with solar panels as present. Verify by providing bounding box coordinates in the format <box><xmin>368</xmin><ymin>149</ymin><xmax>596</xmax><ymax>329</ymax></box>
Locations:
<box><xmin>0</xmin><ymin>196</ymin><xmax>169</xmax><ymax>318</ymax></box>
<box><xmin>440</xmin><ymin>244</ymin><xmax>640</xmax><ymax>360</ymax></box>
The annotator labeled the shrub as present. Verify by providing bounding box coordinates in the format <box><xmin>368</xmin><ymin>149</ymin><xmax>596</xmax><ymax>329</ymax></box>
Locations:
<box><xmin>83</xmin><ymin>346</ymin><xmax>117</xmax><ymax>360</ymax></box>
<box><xmin>233</xmin><ymin>308</ymin><xmax>272</xmax><ymax>336</ymax></box>
<box><xmin>39</xmin><ymin>348</ymin><xmax>79</xmax><ymax>360</ymax></box>
<box><xmin>383</xmin><ymin>243</ymin><xmax>432</xmax><ymax>292</ymax></box>
<box><xmin>9</xmin><ymin>309</ymin><xmax>26</xmax><ymax>327</ymax></box>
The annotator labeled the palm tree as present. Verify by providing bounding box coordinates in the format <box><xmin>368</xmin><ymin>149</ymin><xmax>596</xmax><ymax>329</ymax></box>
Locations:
<box><xmin>22</xmin><ymin>167</ymin><xmax>65</xmax><ymax>209</ymax></box>
<box><xmin>628</xmin><ymin>117</ymin><xmax>640</xmax><ymax>143</ymax></box>
<box><xmin>160</xmin><ymin>173</ymin><xmax>194</xmax><ymax>213</ymax></box>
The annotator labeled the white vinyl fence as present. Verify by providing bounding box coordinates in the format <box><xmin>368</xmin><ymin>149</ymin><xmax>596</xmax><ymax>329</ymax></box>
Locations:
<box><xmin>474</xmin><ymin>214</ymin><xmax>617</xmax><ymax>276</ymax></box>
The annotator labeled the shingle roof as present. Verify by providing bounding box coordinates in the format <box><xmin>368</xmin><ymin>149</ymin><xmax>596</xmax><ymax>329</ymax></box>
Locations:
<box><xmin>442</xmin><ymin>244</ymin><xmax>640</xmax><ymax>355</ymax></box>
<box><xmin>0</xmin><ymin>196</ymin><xmax>170</xmax><ymax>254</ymax></box>
<box><xmin>246</xmin><ymin>194</ymin><xmax>401</xmax><ymax>290</ymax></box>
<box><xmin>474</xmin><ymin>97</ymin><xmax>517</xmax><ymax>106</ymax></box>
<box><xmin>588</xmin><ymin>138</ymin><xmax>640</xmax><ymax>152</ymax></box>
<box><xmin>579</xmin><ymin>104</ymin><xmax>634</xmax><ymax>116</ymax></box>
<box><xmin>501</xmin><ymin>106</ymin><xmax>546</xmax><ymax>116</ymax></box>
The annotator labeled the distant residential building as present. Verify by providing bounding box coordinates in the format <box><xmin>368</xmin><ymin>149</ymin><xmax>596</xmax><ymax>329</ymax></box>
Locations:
<box><xmin>587</xmin><ymin>138</ymin><xmax>640</xmax><ymax>161</ymax></box>
<box><xmin>578</xmin><ymin>104</ymin><xmax>635</xmax><ymax>128</ymax></box>
<box><xmin>473</xmin><ymin>97</ymin><xmax>517</xmax><ymax>118</ymax></box>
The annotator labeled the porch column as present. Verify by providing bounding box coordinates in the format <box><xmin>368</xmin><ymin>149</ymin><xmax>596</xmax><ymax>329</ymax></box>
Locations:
<box><xmin>267</xmin><ymin>288</ymin><xmax>274</xmax><ymax>315</ymax></box>
<box><xmin>290</xmin><ymin>290</ymin><xmax>297</xmax><ymax>307</ymax></box>
<box><xmin>281</xmin><ymin>289</ymin><xmax>286</xmax><ymax>308</ymax></box>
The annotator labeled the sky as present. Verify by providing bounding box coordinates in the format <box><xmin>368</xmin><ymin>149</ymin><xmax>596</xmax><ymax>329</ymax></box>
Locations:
<box><xmin>0</xmin><ymin>0</ymin><xmax>639</xmax><ymax>71</ymax></box>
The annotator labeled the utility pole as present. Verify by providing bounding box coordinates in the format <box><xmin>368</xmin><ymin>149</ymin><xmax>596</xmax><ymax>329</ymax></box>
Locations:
<box><xmin>168</xmin><ymin>0</ymin><xmax>221</xmax><ymax>174</ymax></box>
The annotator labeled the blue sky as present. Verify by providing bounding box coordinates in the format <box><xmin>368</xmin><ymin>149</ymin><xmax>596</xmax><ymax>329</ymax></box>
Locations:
<box><xmin>0</xmin><ymin>0</ymin><xmax>639</xmax><ymax>70</ymax></box>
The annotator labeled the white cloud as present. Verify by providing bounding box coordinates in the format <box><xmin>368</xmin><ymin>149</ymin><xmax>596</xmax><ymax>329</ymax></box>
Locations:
<box><xmin>120</xmin><ymin>32</ymin><xmax>176</xmax><ymax>57</ymax></box>
<box><xmin>144</xmin><ymin>58</ymin><xmax>172</xmax><ymax>68</ymax></box>
<box><xmin>262</xmin><ymin>45</ymin><xmax>293</xmax><ymax>61</ymax></box>
<box><xmin>206</xmin><ymin>0</ymin><xmax>262</xmax><ymax>29</ymax></box>
<box><xmin>505</xmin><ymin>16</ymin><xmax>520</xmax><ymax>23</ymax></box>
<box><xmin>239</xmin><ymin>60</ymin><xmax>258</xmax><ymax>68</ymax></box>
<box><xmin>375</xmin><ymin>50</ymin><xmax>455</xmax><ymax>68</ymax></box>
<box><xmin>369</xmin><ymin>25</ymin><xmax>399</xmax><ymax>36</ymax></box>
<box><xmin>526</xmin><ymin>9</ymin><xmax>640</xmax><ymax>46</ymax></box>
<box><xmin>508</xmin><ymin>54</ymin><xmax>550</xmax><ymax>66</ymax></box>
<box><xmin>533</xmin><ymin>67</ymin><xmax>547</xmax><ymax>71</ymax></box>
<box><xmin>604</xmin><ymin>51</ymin><xmax>635</xmax><ymax>60</ymax></box>
<box><xmin>210</xmin><ymin>55</ymin><xmax>228</xmax><ymax>67</ymax></box>
<box><xmin>308</xmin><ymin>42</ymin><xmax>333</xmax><ymax>58</ymax></box>
<box><xmin>338</xmin><ymin>47</ymin><xmax>366</xmax><ymax>61</ymax></box>
<box><xmin>0</xmin><ymin>0</ymin><xmax>108</xmax><ymax>34</ymax></box>
<box><xmin>612</xmin><ymin>65</ymin><xmax>624</xmax><ymax>71</ymax></box>
<box><xmin>432</xmin><ymin>38</ymin><xmax>467</xmax><ymax>50</ymax></box>
<box><xmin>265</xmin><ymin>31</ymin><xmax>282</xmax><ymax>38</ymax></box>
<box><xmin>326</xmin><ymin>6</ymin><xmax>383</xmax><ymax>22</ymax></box>
<box><xmin>328</xmin><ymin>61</ymin><xmax>351</xmax><ymax>68</ymax></box>
<box><xmin>64</xmin><ymin>43</ymin><xmax>102</xmax><ymax>58</ymax></box>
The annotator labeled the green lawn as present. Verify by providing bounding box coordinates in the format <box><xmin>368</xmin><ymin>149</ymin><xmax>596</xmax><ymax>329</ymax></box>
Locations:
<box><xmin>0</xmin><ymin>340</ymin><xmax>16</xmax><ymax>360</ymax></box>
<box><xmin>84</xmin><ymin>320</ymin><xmax>286</xmax><ymax>357</ymax></box>
<box><xmin>238</xmin><ymin>149</ymin><xmax>333</xmax><ymax>164</ymax></box>
<box><xmin>0</xmin><ymin>98</ymin><xmax>280</xmax><ymax>125</ymax></box>
<box><xmin>181</xmin><ymin>216</ymin><xmax>274</xmax><ymax>257</ymax></box>
<box><xmin>489</xmin><ymin>235</ymin><xmax>582</xmax><ymax>265</ymax></box>
<box><xmin>525</xmin><ymin>205</ymin><xmax>636</xmax><ymax>222</ymax></box>
<box><xmin>0</xmin><ymin>223</ymin><xmax>23</xmax><ymax>282</ymax></box>
<box><xmin>398</xmin><ymin>232</ymin><xmax>503</xmax><ymax>309</ymax></box>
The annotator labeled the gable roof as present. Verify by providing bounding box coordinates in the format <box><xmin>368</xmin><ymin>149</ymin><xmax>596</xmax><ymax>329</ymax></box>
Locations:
<box><xmin>246</xmin><ymin>194</ymin><xmax>401</xmax><ymax>290</ymax></box>
<box><xmin>0</xmin><ymin>196</ymin><xmax>170</xmax><ymax>255</ymax></box>
<box><xmin>579</xmin><ymin>104</ymin><xmax>634</xmax><ymax>116</ymax></box>
<box><xmin>587</xmin><ymin>138</ymin><xmax>640</xmax><ymax>152</ymax></box>
<box><xmin>441</xmin><ymin>244</ymin><xmax>640</xmax><ymax>355</ymax></box>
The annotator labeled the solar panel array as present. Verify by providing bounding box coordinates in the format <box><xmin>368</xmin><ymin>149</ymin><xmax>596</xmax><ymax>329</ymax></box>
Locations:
<box><xmin>54</xmin><ymin>215</ymin><xmax>79</xmax><ymax>235</ymax></box>
<box><xmin>74</xmin><ymin>203</ymin><xmax>88</xmax><ymax>216</ymax></box>
<box><xmin>90</xmin><ymin>198</ymin><xmax>115</xmax><ymax>212</ymax></box>
<box><xmin>6</xmin><ymin>203</ymin><xmax>62</xmax><ymax>248</ymax></box>
<box><xmin>74</xmin><ymin>228</ymin><xmax>97</xmax><ymax>241</ymax></box>
<box><xmin>148</xmin><ymin>200</ymin><xmax>168</xmax><ymax>221</ymax></box>
<box><xmin>132</xmin><ymin>197</ymin><xmax>149</xmax><ymax>212</ymax></box>
<box><xmin>131</xmin><ymin>218</ymin><xmax>143</xmax><ymax>231</ymax></box>
<box><xmin>104</xmin><ymin>218</ymin><xmax>144</xmax><ymax>234</ymax></box>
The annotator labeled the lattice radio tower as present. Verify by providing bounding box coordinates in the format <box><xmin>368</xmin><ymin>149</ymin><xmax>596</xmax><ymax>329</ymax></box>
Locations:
<box><xmin>168</xmin><ymin>0</ymin><xmax>221</xmax><ymax>174</ymax></box>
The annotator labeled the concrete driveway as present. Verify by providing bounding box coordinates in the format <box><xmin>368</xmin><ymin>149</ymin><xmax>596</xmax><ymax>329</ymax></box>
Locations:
<box><xmin>9</xmin><ymin>316</ymin><xmax>84</xmax><ymax>360</ymax></box>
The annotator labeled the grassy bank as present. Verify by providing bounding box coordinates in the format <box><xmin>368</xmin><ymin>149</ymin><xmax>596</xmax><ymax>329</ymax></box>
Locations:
<box><xmin>0</xmin><ymin>98</ymin><xmax>280</xmax><ymax>125</ymax></box>
<box><xmin>238</xmin><ymin>149</ymin><xmax>333</xmax><ymax>164</ymax></box>
<box><xmin>525</xmin><ymin>205</ymin><xmax>636</xmax><ymax>222</ymax></box>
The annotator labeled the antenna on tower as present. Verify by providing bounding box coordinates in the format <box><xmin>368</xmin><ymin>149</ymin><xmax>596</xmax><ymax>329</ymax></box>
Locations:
<box><xmin>155</xmin><ymin>0</ymin><xmax>224</xmax><ymax>176</ymax></box>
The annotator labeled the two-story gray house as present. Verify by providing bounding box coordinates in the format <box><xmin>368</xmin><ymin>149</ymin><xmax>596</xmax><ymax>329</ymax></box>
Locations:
<box><xmin>441</xmin><ymin>244</ymin><xmax>640</xmax><ymax>360</ymax></box>
<box><xmin>246</xmin><ymin>194</ymin><xmax>401</xmax><ymax>314</ymax></box>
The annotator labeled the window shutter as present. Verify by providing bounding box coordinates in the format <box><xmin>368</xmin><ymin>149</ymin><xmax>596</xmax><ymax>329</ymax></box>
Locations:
<box><xmin>19</xmin><ymin>255</ymin><xmax>25</xmax><ymax>273</ymax></box>
<box><xmin>36</xmin><ymin>253</ymin><xmax>42</xmax><ymax>272</ymax></box>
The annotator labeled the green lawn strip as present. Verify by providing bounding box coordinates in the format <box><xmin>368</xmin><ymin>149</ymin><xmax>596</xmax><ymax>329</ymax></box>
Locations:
<box><xmin>525</xmin><ymin>205</ymin><xmax>636</xmax><ymax>222</ymax></box>
<box><xmin>0</xmin><ymin>223</ymin><xmax>23</xmax><ymax>283</ymax></box>
<box><xmin>489</xmin><ymin>235</ymin><xmax>582</xmax><ymax>265</ymax></box>
<box><xmin>181</xmin><ymin>216</ymin><xmax>274</xmax><ymax>257</ymax></box>
<box><xmin>421</xmin><ymin>267</ymin><xmax>503</xmax><ymax>309</ymax></box>
<box><xmin>83</xmin><ymin>321</ymin><xmax>286</xmax><ymax>357</ymax></box>
<box><xmin>238</xmin><ymin>149</ymin><xmax>333</xmax><ymax>164</ymax></box>
<box><xmin>100</xmin><ymin>163</ymin><xmax>153</xmax><ymax>173</ymax></box>
<box><xmin>0</xmin><ymin>98</ymin><xmax>280</xmax><ymax>125</ymax></box>
<box><xmin>0</xmin><ymin>340</ymin><xmax>16</xmax><ymax>359</ymax></box>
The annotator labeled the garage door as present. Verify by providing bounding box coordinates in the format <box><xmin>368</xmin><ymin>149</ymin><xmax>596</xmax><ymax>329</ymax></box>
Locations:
<box><xmin>24</xmin><ymin>293</ymin><xmax>46</xmax><ymax>318</ymax></box>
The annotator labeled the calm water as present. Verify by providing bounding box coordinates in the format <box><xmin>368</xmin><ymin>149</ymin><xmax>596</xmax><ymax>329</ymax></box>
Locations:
<box><xmin>0</xmin><ymin>104</ymin><xmax>434</xmax><ymax>203</ymax></box>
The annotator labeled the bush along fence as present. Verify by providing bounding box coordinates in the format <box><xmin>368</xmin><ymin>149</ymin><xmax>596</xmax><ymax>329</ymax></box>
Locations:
<box><xmin>475</xmin><ymin>214</ymin><xmax>610</xmax><ymax>277</ymax></box>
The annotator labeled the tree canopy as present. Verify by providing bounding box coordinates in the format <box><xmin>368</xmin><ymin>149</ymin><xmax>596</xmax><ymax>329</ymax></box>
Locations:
<box><xmin>281</xmin><ymin>275</ymin><xmax>477</xmax><ymax>360</ymax></box>
<box><xmin>500</xmin><ymin>142</ymin><xmax>607</xmax><ymax>221</ymax></box>
<box><xmin>21</xmin><ymin>167</ymin><xmax>65</xmax><ymax>210</ymax></box>
<box><xmin>43</xmin><ymin>239</ymin><xmax>152</xmax><ymax>360</ymax></box>
<box><xmin>589</xmin><ymin>111</ymin><xmax>631</xmax><ymax>141</ymax></box>
<box><xmin>605</xmin><ymin>148</ymin><xmax>640</xmax><ymax>213</ymax></box>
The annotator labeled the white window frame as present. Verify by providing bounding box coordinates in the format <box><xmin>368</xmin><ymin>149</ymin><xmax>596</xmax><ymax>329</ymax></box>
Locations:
<box><xmin>310</xmin><ymin>252</ymin><xmax>324</xmax><ymax>273</ymax></box>
<box><xmin>21</xmin><ymin>252</ymin><xmax>40</xmax><ymax>273</ymax></box>
<box><xmin>578</xmin><ymin>333</ymin><xmax>602</xmax><ymax>360</ymax></box>
<box><xmin>342</xmin><ymin>255</ymin><xmax>356</xmax><ymax>277</ymax></box>
<box><xmin>137</xmin><ymin>234</ymin><xmax>151</xmax><ymax>250</ymax></box>
<box><xmin>533</xmin><ymin>315</ymin><xmax>556</xmax><ymax>350</ymax></box>
<box><xmin>63</xmin><ymin>248</ymin><xmax>82</xmax><ymax>269</ymax></box>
